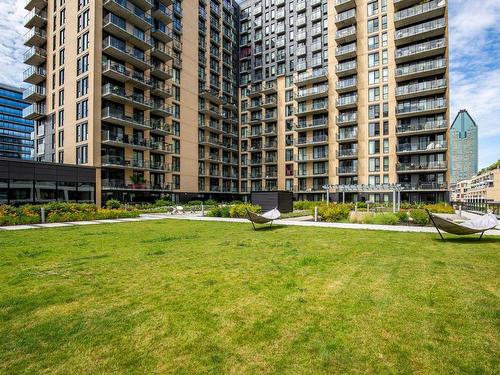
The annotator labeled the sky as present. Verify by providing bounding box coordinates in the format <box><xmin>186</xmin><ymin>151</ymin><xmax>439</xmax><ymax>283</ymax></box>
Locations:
<box><xmin>1</xmin><ymin>0</ymin><xmax>498</xmax><ymax>169</ymax></box>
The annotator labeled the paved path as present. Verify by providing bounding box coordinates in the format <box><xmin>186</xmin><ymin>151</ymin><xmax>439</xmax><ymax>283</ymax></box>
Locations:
<box><xmin>1</xmin><ymin>212</ymin><xmax>499</xmax><ymax>236</ymax></box>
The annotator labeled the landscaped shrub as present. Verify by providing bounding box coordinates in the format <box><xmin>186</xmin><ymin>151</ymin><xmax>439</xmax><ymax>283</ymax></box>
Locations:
<box><xmin>229</xmin><ymin>204</ymin><xmax>261</xmax><ymax>218</ymax></box>
<box><xmin>315</xmin><ymin>204</ymin><xmax>352</xmax><ymax>222</ymax></box>
<box><xmin>424</xmin><ymin>203</ymin><xmax>455</xmax><ymax>214</ymax></box>
<box><xmin>206</xmin><ymin>205</ymin><xmax>230</xmax><ymax>218</ymax></box>
<box><xmin>204</xmin><ymin>199</ymin><xmax>217</xmax><ymax>206</ymax></box>
<box><xmin>364</xmin><ymin>213</ymin><xmax>400</xmax><ymax>225</ymax></box>
<box><xmin>294</xmin><ymin>200</ymin><xmax>322</xmax><ymax>210</ymax></box>
<box><xmin>187</xmin><ymin>200</ymin><xmax>203</xmax><ymax>206</ymax></box>
<box><xmin>396</xmin><ymin>211</ymin><xmax>409</xmax><ymax>223</ymax></box>
<box><xmin>410</xmin><ymin>209</ymin><xmax>429</xmax><ymax>225</ymax></box>
<box><xmin>349</xmin><ymin>211</ymin><xmax>373</xmax><ymax>224</ymax></box>
<box><xmin>0</xmin><ymin>203</ymin><xmax>139</xmax><ymax>226</ymax></box>
<box><xmin>105</xmin><ymin>199</ymin><xmax>121</xmax><ymax>209</ymax></box>
<box><xmin>356</xmin><ymin>201</ymin><xmax>367</xmax><ymax>209</ymax></box>
<box><xmin>154</xmin><ymin>199</ymin><xmax>174</xmax><ymax>207</ymax></box>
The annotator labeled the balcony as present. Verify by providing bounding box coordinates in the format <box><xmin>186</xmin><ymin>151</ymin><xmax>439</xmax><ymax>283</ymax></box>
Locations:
<box><xmin>103</xmin><ymin>0</ymin><xmax>153</xmax><ymax>30</ymax></box>
<box><xmin>102</xmin><ymin>61</ymin><xmax>151</xmax><ymax>90</ymax></box>
<box><xmin>23</xmin><ymin>46</ymin><xmax>46</xmax><ymax>66</ymax></box>
<box><xmin>335</xmin><ymin>0</ymin><xmax>355</xmax><ymax>12</ymax></box>
<box><xmin>337</xmin><ymin>111</ymin><xmax>357</xmax><ymax>125</ymax></box>
<box><xmin>262</xmin><ymin>82</ymin><xmax>277</xmax><ymax>95</ymax></box>
<box><xmin>102</xmin><ymin>179</ymin><xmax>171</xmax><ymax>191</ymax></box>
<box><xmin>395</xmin><ymin>38</ymin><xmax>446</xmax><ymax>63</ymax></box>
<box><xmin>262</xmin><ymin>141</ymin><xmax>277</xmax><ymax>150</ymax></box>
<box><xmin>294</xmin><ymin>118</ymin><xmax>329</xmax><ymax>131</ymax></box>
<box><xmin>22</xmin><ymin>85</ymin><xmax>46</xmax><ymax>102</ymax></box>
<box><xmin>25</xmin><ymin>0</ymin><xmax>46</xmax><ymax>11</ymax></box>
<box><xmin>151</xmin><ymin>81</ymin><xmax>172</xmax><ymax>98</ymax></box>
<box><xmin>199</xmin><ymin>105</ymin><xmax>224</xmax><ymax>120</ymax></box>
<box><xmin>103</xmin><ymin>36</ymin><xmax>151</xmax><ymax>70</ymax></box>
<box><xmin>295</xmin><ymin>135</ymin><xmax>328</xmax><ymax>146</ymax></box>
<box><xmin>151</xmin><ymin>41</ymin><xmax>173</xmax><ymax>61</ymax></box>
<box><xmin>102</xmin><ymin>107</ymin><xmax>149</xmax><ymax>130</ymax></box>
<box><xmin>396</xmin><ymin>97</ymin><xmax>447</xmax><ymax>118</ymax></box>
<box><xmin>336</xmin><ymin>60</ymin><xmax>357</xmax><ymax>77</ymax></box>
<box><xmin>264</xmin><ymin>111</ymin><xmax>278</xmax><ymax>122</ymax></box>
<box><xmin>296</xmin><ymin>0</ymin><xmax>306</xmax><ymax>13</ymax></box>
<box><xmin>23</xmin><ymin>66</ymin><xmax>46</xmax><ymax>84</ymax></box>
<box><xmin>152</xmin><ymin>2</ymin><xmax>172</xmax><ymax>24</ymax></box>
<box><xmin>103</xmin><ymin>14</ymin><xmax>152</xmax><ymax>50</ymax></box>
<box><xmin>395</xmin><ymin>0</ymin><xmax>446</xmax><ymax>28</ymax></box>
<box><xmin>295</xmin><ymin>68</ymin><xmax>329</xmax><ymax>87</ymax></box>
<box><xmin>24</xmin><ymin>8</ymin><xmax>46</xmax><ymax>28</ymax></box>
<box><xmin>24</xmin><ymin>27</ymin><xmax>46</xmax><ymax>47</ymax></box>
<box><xmin>336</xmin><ymin>77</ymin><xmax>357</xmax><ymax>93</ymax></box>
<box><xmin>396</xmin><ymin>120</ymin><xmax>448</xmax><ymax>135</ymax></box>
<box><xmin>199</xmin><ymin>136</ymin><xmax>222</xmax><ymax>147</ymax></box>
<box><xmin>335</xmin><ymin>9</ymin><xmax>356</xmax><ymax>28</ymax></box>
<box><xmin>336</xmin><ymin>26</ymin><xmax>356</xmax><ymax>44</ymax></box>
<box><xmin>23</xmin><ymin>103</ymin><xmax>45</xmax><ymax>120</ymax></box>
<box><xmin>295</xmin><ymin>85</ymin><xmax>329</xmax><ymax>102</ymax></box>
<box><xmin>262</xmin><ymin>97</ymin><xmax>277</xmax><ymax>108</ymax></box>
<box><xmin>129</xmin><ymin>0</ymin><xmax>154</xmax><ymax>10</ymax></box>
<box><xmin>337</xmin><ymin>148</ymin><xmax>358</xmax><ymax>159</ymax></box>
<box><xmin>102</xmin><ymin>84</ymin><xmax>152</xmax><ymax>110</ymax></box>
<box><xmin>395</xmin><ymin>57</ymin><xmax>446</xmax><ymax>81</ymax></box>
<box><xmin>337</xmin><ymin>166</ymin><xmax>358</xmax><ymax>175</ymax></box>
<box><xmin>395</xmin><ymin>18</ymin><xmax>446</xmax><ymax>46</ymax></box>
<box><xmin>396</xmin><ymin>161</ymin><xmax>447</xmax><ymax>173</ymax></box>
<box><xmin>393</xmin><ymin>0</ymin><xmax>422</xmax><ymax>11</ymax></box>
<box><xmin>396</xmin><ymin>78</ymin><xmax>447</xmax><ymax>99</ymax></box>
<box><xmin>396</xmin><ymin>141</ymin><xmax>448</xmax><ymax>155</ymax></box>
<box><xmin>150</xmin><ymin>62</ymin><xmax>173</xmax><ymax>80</ymax></box>
<box><xmin>101</xmin><ymin>131</ymin><xmax>150</xmax><ymax>150</ymax></box>
<box><xmin>296</xmin><ymin>102</ymin><xmax>328</xmax><ymax>116</ymax></box>
<box><xmin>199</xmin><ymin>120</ymin><xmax>223</xmax><ymax>133</ymax></box>
<box><xmin>336</xmin><ymin>43</ymin><xmax>357</xmax><ymax>60</ymax></box>
<box><xmin>337</xmin><ymin>131</ymin><xmax>358</xmax><ymax>142</ymax></box>
<box><xmin>399</xmin><ymin>182</ymin><xmax>448</xmax><ymax>191</ymax></box>
<box><xmin>199</xmin><ymin>87</ymin><xmax>223</xmax><ymax>104</ymax></box>
<box><xmin>151</xmin><ymin>102</ymin><xmax>173</xmax><ymax>117</ymax></box>
<box><xmin>336</xmin><ymin>95</ymin><xmax>358</xmax><ymax>110</ymax></box>
<box><xmin>151</xmin><ymin>23</ymin><xmax>173</xmax><ymax>43</ymax></box>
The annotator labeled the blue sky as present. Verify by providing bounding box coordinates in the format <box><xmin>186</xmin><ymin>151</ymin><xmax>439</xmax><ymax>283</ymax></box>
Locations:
<box><xmin>0</xmin><ymin>0</ymin><xmax>498</xmax><ymax>168</ymax></box>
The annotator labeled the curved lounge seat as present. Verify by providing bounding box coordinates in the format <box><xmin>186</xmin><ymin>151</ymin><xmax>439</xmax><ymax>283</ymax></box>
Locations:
<box><xmin>246</xmin><ymin>208</ymin><xmax>281</xmax><ymax>230</ymax></box>
<box><xmin>426</xmin><ymin>209</ymin><xmax>498</xmax><ymax>241</ymax></box>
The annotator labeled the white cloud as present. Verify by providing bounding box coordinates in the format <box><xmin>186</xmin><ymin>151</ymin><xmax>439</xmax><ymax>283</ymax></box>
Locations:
<box><xmin>449</xmin><ymin>0</ymin><xmax>500</xmax><ymax>166</ymax></box>
<box><xmin>0</xmin><ymin>0</ymin><xmax>27</xmax><ymax>87</ymax></box>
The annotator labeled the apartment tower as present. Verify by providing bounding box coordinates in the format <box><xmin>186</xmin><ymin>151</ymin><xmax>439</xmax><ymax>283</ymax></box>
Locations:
<box><xmin>23</xmin><ymin>0</ymin><xmax>240</xmax><ymax>204</ymax></box>
<box><xmin>23</xmin><ymin>0</ymin><xmax>449</xmax><ymax>204</ymax></box>
<box><xmin>238</xmin><ymin>0</ymin><xmax>449</xmax><ymax>203</ymax></box>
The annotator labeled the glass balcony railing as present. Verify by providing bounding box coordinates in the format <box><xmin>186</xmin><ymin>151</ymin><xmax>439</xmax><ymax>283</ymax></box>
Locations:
<box><xmin>395</xmin><ymin>0</ymin><xmax>446</xmax><ymax>22</ymax></box>
<box><xmin>396</xmin><ymin>38</ymin><xmax>446</xmax><ymax>59</ymax></box>
<box><xmin>396</xmin><ymin>78</ymin><xmax>446</xmax><ymax>96</ymax></box>
<box><xmin>396</xmin><ymin>161</ymin><xmax>447</xmax><ymax>171</ymax></box>
<box><xmin>396</xmin><ymin>119</ymin><xmax>447</xmax><ymax>134</ymax></box>
<box><xmin>396</xmin><ymin>97</ymin><xmax>446</xmax><ymax>115</ymax></box>
<box><xmin>395</xmin><ymin>57</ymin><xmax>446</xmax><ymax>77</ymax></box>
<box><xmin>396</xmin><ymin>141</ymin><xmax>447</xmax><ymax>153</ymax></box>
<box><xmin>395</xmin><ymin>18</ymin><xmax>445</xmax><ymax>40</ymax></box>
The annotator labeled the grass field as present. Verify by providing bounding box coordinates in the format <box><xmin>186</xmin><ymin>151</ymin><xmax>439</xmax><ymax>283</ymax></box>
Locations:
<box><xmin>0</xmin><ymin>220</ymin><xmax>498</xmax><ymax>374</ymax></box>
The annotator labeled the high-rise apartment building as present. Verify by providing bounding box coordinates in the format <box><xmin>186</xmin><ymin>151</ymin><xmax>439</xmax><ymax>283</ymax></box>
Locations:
<box><xmin>238</xmin><ymin>0</ymin><xmax>449</xmax><ymax>203</ymax></box>
<box><xmin>23</xmin><ymin>0</ymin><xmax>240</xmax><ymax>205</ymax></box>
<box><xmin>449</xmin><ymin>109</ymin><xmax>478</xmax><ymax>184</ymax></box>
<box><xmin>23</xmin><ymin>0</ymin><xmax>449</xmax><ymax>204</ymax></box>
<box><xmin>0</xmin><ymin>83</ymin><xmax>34</xmax><ymax>159</ymax></box>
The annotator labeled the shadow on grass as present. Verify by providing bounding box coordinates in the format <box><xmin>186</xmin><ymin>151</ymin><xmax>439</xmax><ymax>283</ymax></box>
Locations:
<box><xmin>249</xmin><ymin>225</ymin><xmax>286</xmax><ymax>232</ymax></box>
<box><xmin>430</xmin><ymin>236</ymin><xmax>500</xmax><ymax>244</ymax></box>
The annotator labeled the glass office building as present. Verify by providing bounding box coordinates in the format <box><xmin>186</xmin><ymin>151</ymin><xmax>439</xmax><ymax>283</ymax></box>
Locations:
<box><xmin>0</xmin><ymin>83</ymin><xmax>34</xmax><ymax>159</ymax></box>
<box><xmin>450</xmin><ymin>109</ymin><xmax>478</xmax><ymax>184</ymax></box>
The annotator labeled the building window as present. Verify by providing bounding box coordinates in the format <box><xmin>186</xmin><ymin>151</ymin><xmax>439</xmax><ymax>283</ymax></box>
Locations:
<box><xmin>76</xmin><ymin>145</ymin><xmax>88</xmax><ymax>164</ymax></box>
<box><xmin>76</xmin><ymin>99</ymin><xmax>88</xmax><ymax>120</ymax></box>
<box><xmin>76</xmin><ymin>122</ymin><xmax>88</xmax><ymax>142</ymax></box>
<box><xmin>76</xmin><ymin>76</ymin><xmax>88</xmax><ymax>97</ymax></box>
<box><xmin>77</xmin><ymin>54</ymin><xmax>89</xmax><ymax>75</ymax></box>
<box><xmin>77</xmin><ymin>32</ymin><xmax>89</xmax><ymax>54</ymax></box>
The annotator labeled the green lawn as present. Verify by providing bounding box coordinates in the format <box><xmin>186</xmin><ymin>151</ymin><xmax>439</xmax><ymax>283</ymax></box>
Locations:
<box><xmin>0</xmin><ymin>220</ymin><xmax>498</xmax><ymax>374</ymax></box>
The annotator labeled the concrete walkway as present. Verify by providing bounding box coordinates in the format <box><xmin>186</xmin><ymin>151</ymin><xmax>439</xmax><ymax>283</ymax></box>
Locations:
<box><xmin>1</xmin><ymin>211</ymin><xmax>499</xmax><ymax>236</ymax></box>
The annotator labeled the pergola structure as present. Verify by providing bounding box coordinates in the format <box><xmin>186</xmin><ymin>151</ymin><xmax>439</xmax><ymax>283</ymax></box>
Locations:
<box><xmin>322</xmin><ymin>184</ymin><xmax>404</xmax><ymax>212</ymax></box>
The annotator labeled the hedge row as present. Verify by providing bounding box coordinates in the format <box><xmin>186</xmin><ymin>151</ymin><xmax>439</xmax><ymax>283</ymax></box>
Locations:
<box><xmin>0</xmin><ymin>203</ymin><xmax>139</xmax><ymax>226</ymax></box>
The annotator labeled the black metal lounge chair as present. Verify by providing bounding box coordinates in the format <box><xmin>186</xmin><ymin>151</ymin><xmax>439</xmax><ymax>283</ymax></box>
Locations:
<box><xmin>426</xmin><ymin>209</ymin><xmax>499</xmax><ymax>241</ymax></box>
<box><xmin>246</xmin><ymin>208</ymin><xmax>281</xmax><ymax>230</ymax></box>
